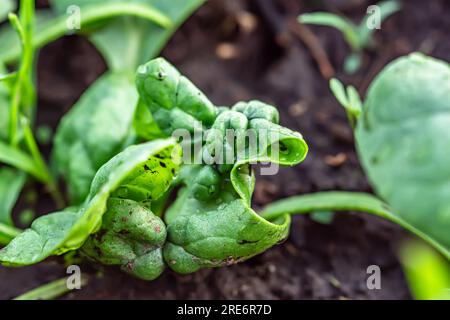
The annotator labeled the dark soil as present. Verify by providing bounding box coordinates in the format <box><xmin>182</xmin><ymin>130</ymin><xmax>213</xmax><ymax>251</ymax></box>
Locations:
<box><xmin>1</xmin><ymin>0</ymin><xmax>449</xmax><ymax>300</ymax></box>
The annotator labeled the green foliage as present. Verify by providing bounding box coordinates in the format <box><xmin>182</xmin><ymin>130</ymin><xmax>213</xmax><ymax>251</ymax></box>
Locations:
<box><xmin>0</xmin><ymin>167</ymin><xmax>26</xmax><ymax>225</ymax></box>
<box><xmin>14</xmin><ymin>277</ymin><xmax>88</xmax><ymax>300</ymax></box>
<box><xmin>52</xmin><ymin>73</ymin><xmax>139</xmax><ymax>204</ymax></box>
<box><xmin>299</xmin><ymin>0</ymin><xmax>401</xmax><ymax>73</ymax></box>
<box><xmin>325</xmin><ymin>53</ymin><xmax>450</xmax><ymax>259</ymax></box>
<box><xmin>0</xmin><ymin>58</ymin><xmax>308</xmax><ymax>280</ymax></box>
<box><xmin>400</xmin><ymin>242</ymin><xmax>450</xmax><ymax>300</ymax></box>
<box><xmin>0</xmin><ymin>139</ymin><xmax>179</xmax><ymax>268</ymax></box>
<box><xmin>355</xmin><ymin>54</ymin><xmax>450</xmax><ymax>252</ymax></box>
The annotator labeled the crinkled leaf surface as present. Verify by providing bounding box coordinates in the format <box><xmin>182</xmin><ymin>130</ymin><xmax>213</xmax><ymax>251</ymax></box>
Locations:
<box><xmin>163</xmin><ymin>164</ymin><xmax>293</xmax><ymax>274</ymax></box>
<box><xmin>136</xmin><ymin>58</ymin><xmax>308</xmax><ymax>275</ymax></box>
<box><xmin>52</xmin><ymin>72</ymin><xmax>138</xmax><ymax>204</ymax></box>
<box><xmin>0</xmin><ymin>139</ymin><xmax>179</xmax><ymax>266</ymax></box>
<box><xmin>356</xmin><ymin>53</ymin><xmax>450</xmax><ymax>251</ymax></box>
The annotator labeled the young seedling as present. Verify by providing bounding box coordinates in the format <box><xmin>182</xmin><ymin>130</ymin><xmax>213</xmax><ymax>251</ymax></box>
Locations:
<box><xmin>299</xmin><ymin>0</ymin><xmax>401</xmax><ymax>73</ymax></box>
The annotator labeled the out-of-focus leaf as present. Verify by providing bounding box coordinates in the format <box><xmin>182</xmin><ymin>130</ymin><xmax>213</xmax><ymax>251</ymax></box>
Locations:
<box><xmin>0</xmin><ymin>167</ymin><xmax>26</xmax><ymax>225</ymax></box>
<box><xmin>400</xmin><ymin>241</ymin><xmax>450</xmax><ymax>300</ymax></box>
<box><xmin>0</xmin><ymin>140</ymin><xmax>45</xmax><ymax>181</ymax></box>
<box><xmin>299</xmin><ymin>12</ymin><xmax>360</xmax><ymax>50</ymax></box>
<box><xmin>0</xmin><ymin>2</ymin><xmax>171</xmax><ymax>65</ymax></box>
<box><xmin>356</xmin><ymin>54</ymin><xmax>450</xmax><ymax>251</ymax></box>
<box><xmin>52</xmin><ymin>72</ymin><xmax>139</xmax><ymax>204</ymax></box>
<box><xmin>0</xmin><ymin>0</ymin><xmax>16</xmax><ymax>23</ymax></box>
<box><xmin>51</xmin><ymin>0</ymin><xmax>206</xmax><ymax>71</ymax></box>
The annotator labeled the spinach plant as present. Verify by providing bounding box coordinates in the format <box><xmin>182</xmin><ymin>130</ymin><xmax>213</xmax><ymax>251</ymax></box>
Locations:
<box><xmin>299</xmin><ymin>0</ymin><xmax>401</xmax><ymax>73</ymax></box>
<box><xmin>0</xmin><ymin>2</ymin><xmax>448</xmax><ymax>293</ymax></box>
<box><xmin>0</xmin><ymin>57</ymin><xmax>308</xmax><ymax>280</ymax></box>
<box><xmin>0</xmin><ymin>0</ymin><xmax>206</xmax><ymax>239</ymax></box>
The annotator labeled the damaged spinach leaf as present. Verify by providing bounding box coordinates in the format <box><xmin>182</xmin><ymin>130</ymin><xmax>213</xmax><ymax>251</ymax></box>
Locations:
<box><xmin>0</xmin><ymin>139</ymin><xmax>179</xmax><ymax>269</ymax></box>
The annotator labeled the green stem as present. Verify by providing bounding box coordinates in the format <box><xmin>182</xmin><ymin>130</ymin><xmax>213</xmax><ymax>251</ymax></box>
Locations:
<box><xmin>13</xmin><ymin>277</ymin><xmax>87</xmax><ymax>300</ymax></box>
<box><xmin>261</xmin><ymin>191</ymin><xmax>450</xmax><ymax>261</ymax></box>
<box><xmin>8</xmin><ymin>0</ymin><xmax>35</xmax><ymax>146</ymax></box>
<box><xmin>22</xmin><ymin>119</ymin><xmax>65</xmax><ymax>209</ymax></box>
<box><xmin>0</xmin><ymin>222</ymin><xmax>21</xmax><ymax>245</ymax></box>
<box><xmin>2</xmin><ymin>2</ymin><xmax>172</xmax><ymax>65</ymax></box>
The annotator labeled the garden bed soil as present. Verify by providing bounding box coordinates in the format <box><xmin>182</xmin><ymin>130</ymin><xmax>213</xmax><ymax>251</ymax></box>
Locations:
<box><xmin>1</xmin><ymin>0</ymin><xmax>449</xmax><ymax>299</ymax></box>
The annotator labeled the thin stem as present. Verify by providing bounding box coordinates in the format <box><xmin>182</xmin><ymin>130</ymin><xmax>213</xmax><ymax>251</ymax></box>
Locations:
<box><xmin>22</xmin><ymin>119</ymin><xmax>65</xmax><ymax>209</ymax></box>
<box><xmin>261</xmin><ymin>191</ymin><xmax>450</xmax><ymax>261</ymax></box>
<box><xmin>8</xmin><ymin>0</ymin><xmax>35</xmax><ymax>146</ymax></box>
<box><xmin>13</xmin><ymin>277</ymin><xmax>87</xmax><ymax>300</ymax></box>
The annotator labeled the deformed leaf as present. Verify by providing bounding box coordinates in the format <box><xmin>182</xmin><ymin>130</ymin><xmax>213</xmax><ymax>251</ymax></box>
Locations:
<box><xmin>163</xmin><ymin>165</ymin><xmax>291</xmax><ymax>274</ymax></box>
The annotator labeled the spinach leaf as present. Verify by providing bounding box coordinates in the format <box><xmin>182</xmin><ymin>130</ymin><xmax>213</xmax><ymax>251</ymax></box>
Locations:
<box><xmin>163</xmin><ymin>165</ymin><xmax>292</xmax><ymax>274</ymax></box>
<box><xmin>0</xmin><ymin>139</ymin><xmax>179</xmax><ymax>266</ymax></box>
<box><xmin>265</xmin><ymin>53</ymin><xmax>450</xmax><ymax>261</ymax></box>
<box><xmin>355</xmin><ymin>53</ymin><xmax>450</xmax><ymax>251</ymax></box>
<box><xmin>0</xmin><ymin>2</ymin><xmax>171</xmax><ymax>65</ymax></box>
<box><xmin>0</xmin><ymin>167</ymin><xmax>26</xmax><ymax>225</ymax></box>
<box><xmin>136</xmin><ymin>58</ymin><xmax>308</xmax><ymax>274</ymax></box>
<box><xmin>50</xmin><ymin>0</ymin><xmax>206</xmax><ymax>71</ymax></box>
<box><xmin>52</xmin><ymin>73</ymin><xmax>139</xmax><ymax>204</ymax></box>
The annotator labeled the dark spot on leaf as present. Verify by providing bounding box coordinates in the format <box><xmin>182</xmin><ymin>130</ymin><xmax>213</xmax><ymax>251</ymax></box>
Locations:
<box><xmin>144</xmin><ymin>165</ymin><xmax>150</xmax><ymax>171</ymax></box>
<box><xmin>159</xmin><ymin>161</ymin><xmax>167</xmax><ymax>168</ymax></box>
<box><xmin>238</xmin><ymin>239</ymin><xmax>259</xmax><ymax>245</ymax></box>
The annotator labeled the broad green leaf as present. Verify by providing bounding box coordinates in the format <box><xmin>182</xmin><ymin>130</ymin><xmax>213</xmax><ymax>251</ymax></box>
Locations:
<box><xmin>400</xmin><ymin>241</ymin><xmax>450</xmax><ymax>300</ymax></box>
<box><xmin>356</xmin><ymin>53</ymin><xmax>450</xmax><ymax>252</ymax></box>
<box><xmin>0</xmin><ymin>167</ymin><xmax>27</xmax><ymax>225</ymax></box>
<box><xmin>136</xmin><ymin>57</ymin><xmax>217</xmax><ymax>135</ymax></box>
<box><xmin>51</xmin><ymin>0</ymin><xmax>205</xmax><ymax>71</ymax></box>
<box><xmin>164</xmin><ymin>165</ymin><xmax>291</xmax><ymax>274</ymax></box>
<box><xmin>299</xmin><ymin>12</ymin><xmax>360</xmax><ymax>51</ymax></box>
<box><xmin>0</xmin><ymin>2</ymin><xmax>171</xmax><ymax>65</ymax></box>
<box><xmin>133</xmin><ymin>99</ymin><xmax>165</xmax><ymax>141</ymax></box>
<box><xmin>52</xmin><ymin>72</ymin><xmax>139</xmax><ymax>204</ymax></box>
<box><xmin>0</xmin><ymin>139</ymin><xmax>179</xmax><ymax>266</ymax></box>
